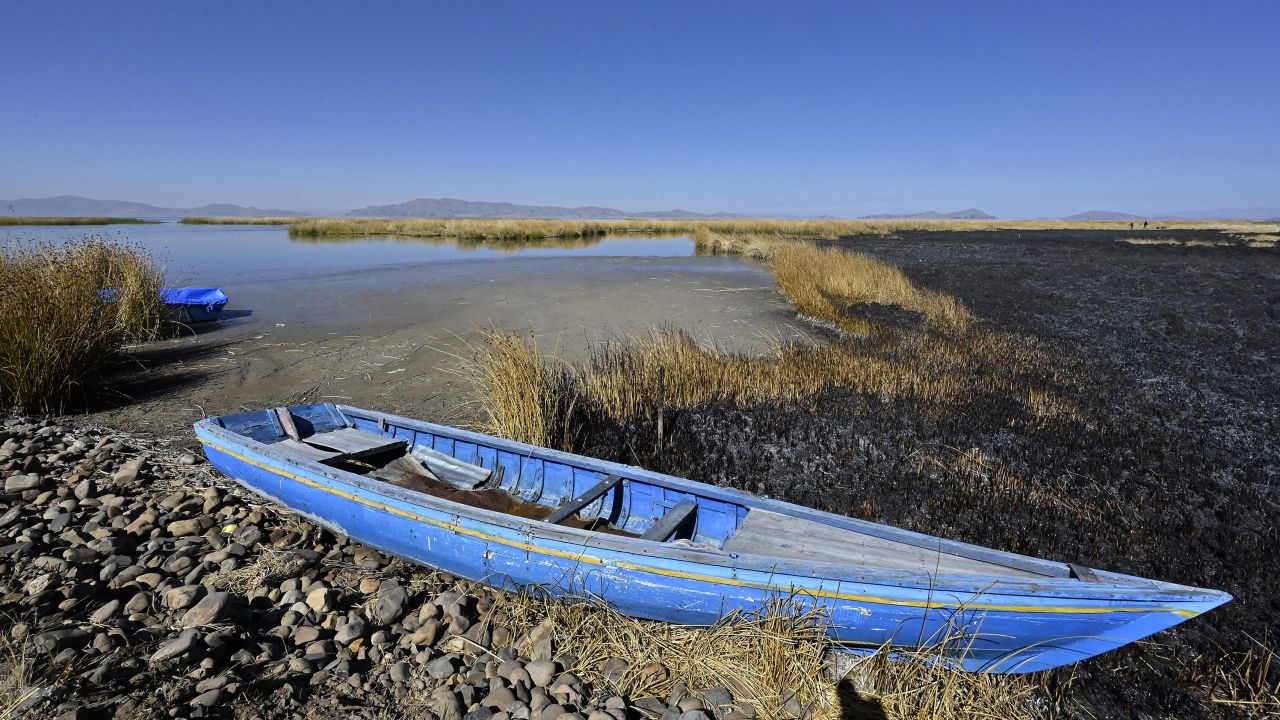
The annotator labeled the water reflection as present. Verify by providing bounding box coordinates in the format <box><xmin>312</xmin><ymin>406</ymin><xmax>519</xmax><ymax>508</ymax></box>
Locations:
<box><xmin>1</xmin><ymin>223</ymin><xmax>695</xmax><ymax>285</ymax></box>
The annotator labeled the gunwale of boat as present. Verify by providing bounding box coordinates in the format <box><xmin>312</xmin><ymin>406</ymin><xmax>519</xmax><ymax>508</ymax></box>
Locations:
<box><xmin>193</xmin><ymin>405</ymin><xmax>1221</xmax><ymax>604</ymax></box>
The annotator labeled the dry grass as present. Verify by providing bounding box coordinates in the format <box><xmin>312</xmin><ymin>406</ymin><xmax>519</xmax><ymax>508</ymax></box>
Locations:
<box><xmin>0</xmin><ymin>239</ymin><xmax>165</xmax><ymax>412</ymax></box>
<box><xmin>204</xmin><ymin>549</ymin><xmax>305</xmax><ymax>594</ymax></box>
<box><xmin>0</xmin><ymin>217</ymin><xmax>154</xmax><ymax>226</ymax></box>
<box><xmin>843</xmin><ymin>641</ymin><xmax>1040</xmax><ymax>720</ymax></box>
<box><xmin>1179</xmin><ymin>636</ymin><xmax>1280</xmax><ymax>713</ymax></box>
<box><xmin>463</xmin><ymin>331</ymin><xmax>583</xmax><ymax>450</ymax></box>
<box><xmin>0</xmin><ymin>635</ymin><xmax>37</xmax><ymax>720</ymax></box>
<box><xmin>493</xmin><ymin>592</ymin><xmax>839</xmax><ymax>719</ymax></box>
<box><xmin>180</xmin><ymin>217</ymin><xmax>301</xmax><ymax>225</ymax></box>
<box><xmin>279</xmin><ymin>216</ymin><xmax>1280</xmax><ymax>240</ymax></box>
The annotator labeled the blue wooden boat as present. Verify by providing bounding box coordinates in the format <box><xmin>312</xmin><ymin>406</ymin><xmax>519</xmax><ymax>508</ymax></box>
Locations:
<box><xmin>194</xmin><ymin>403</ymin><xmax>1230</xmax><ymax>673</ymax></box>
<box><xmin>161</xmin><ymin>287</ymin><xmax>228</xmax><ymax>322</ymax></box>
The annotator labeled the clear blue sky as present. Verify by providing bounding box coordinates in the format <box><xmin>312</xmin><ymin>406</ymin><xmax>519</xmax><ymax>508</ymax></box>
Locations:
<box><xmin>2</xmin><ymin>1</ymin><xmax>1277</xmax><ymax>217</ymax></box>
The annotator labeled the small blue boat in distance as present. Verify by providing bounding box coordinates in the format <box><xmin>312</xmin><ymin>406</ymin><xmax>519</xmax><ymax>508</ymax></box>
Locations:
<box><xmin>161</xmin><ymin>287</ymin><xmax>228</xmax><ymax>322</ymax></box>
<box><xmin>194</xmin><ymin>403</ymin><xmax>1230</xmax><ymax>673</ymax></box>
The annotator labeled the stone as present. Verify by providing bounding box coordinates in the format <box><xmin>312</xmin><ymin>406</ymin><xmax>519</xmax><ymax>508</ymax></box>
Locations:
<box><xmin>180</xmin><ymin>592</ymin><xmax>234</xmax><ymax>627</ymax></box>
<box><xmin>677</xmin><ymin>712</ymin><xmax>712</xmax><ymax>720</ymax></box>
<box><xmin>190</xmin><ymin>689</ymin><xmax>223</xmax><ymax>707</ymax></box>
<box><xmin>433</xmin><ymin>687</ymin><xmax>465</xmax><ymax>720</ymax></box>
<box><xmin>305</xmin><ymin>586</ymin><xmax>333</xmax><ymax>614</ymax></box>
<box><xmin>484</xmin><ymin>685</ymin><xmax>517</xmax><ymax>711</ymax></box>
<box><xmin>525</xmin><ymin>660</ymin><xmax>557</xmax><ymax>688</ymax></box>
<box><xmin>167</xmin><ymin>517</ymin><xmax>213</xmax><ymax>537</ymax></box>
<box><xmin>89</xmin><ymin>599</ymin><xmax>121</xmax><ymax>624</ymax></box>
<box><xmin>150</xmin><ymin>629</ymin><xmax>200</xmax><ymax>663</ymax></box>
<box><xmin>31</xmin><ymin>629</ymin><xmax>90</xmax><ymax>654</ymax></box>
<box><xmin>388</xmin><ymin>661</ymin><xmax>412</xmax><ymax>683</ymax></box>
<box><xmin>426</xmin><ymin>654</ymin><xmax>457</xmax><ymax>680</ymax></box>
<box><xmin>113</xmin><ymin>457</ymin><xmax>145</xmax><ymax>484</ymax></box>
<box><xmin>4</xmin><ymin>473</ymin><xmax>43</xmax><ymax>494</ymax></box>
<box><xmin>163</xmin><ymin>585</ymin><xmax>203</xmax><ymax>610</ymax></box>
<box><xmin>370</xmin><ymin>581</ymin><xmax>408</xmax><ymax>625</ymax></box>
<box><xmin>334</xmin><ymin>620</ymin><xmax>365</xmax><ymax>645</ymax></box>
<box><xmin>600</xmin><ymin>657</ymin><xmax>629</xmax><ymax>685</ymax></box>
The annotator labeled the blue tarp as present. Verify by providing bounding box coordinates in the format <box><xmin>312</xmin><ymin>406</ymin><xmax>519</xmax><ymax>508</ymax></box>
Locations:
<box><xmin>159</xmin><ymin>287</ymin><xmax>229</xmax><ymax>311</ymax></box>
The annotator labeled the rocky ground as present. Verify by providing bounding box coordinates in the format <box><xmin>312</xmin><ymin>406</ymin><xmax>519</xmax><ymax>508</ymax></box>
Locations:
<box><xmin>0</xmin><ymin>417</ymin><xmax>764</xmax><ymax>720</ymax></box>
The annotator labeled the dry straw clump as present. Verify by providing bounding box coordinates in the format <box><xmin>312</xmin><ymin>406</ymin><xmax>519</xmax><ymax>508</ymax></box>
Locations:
<box><xmin>0</xmin><ymin>239</ymin><xmax>165</xmax><ymax>412</ymax></box>
<box><xmin>844</xmin><ymin>641</ymin><xmax>1040</xmax><ymax>720</ymax></box>
<box><xmin>0</xmin><ymin>634</ymin><xmax>38</xmax><ymax>720</ymax></box>
<box><xmin>497</xmin><ymin>592</ymin><xmax>839</xmax><ymax>719</ymax></box>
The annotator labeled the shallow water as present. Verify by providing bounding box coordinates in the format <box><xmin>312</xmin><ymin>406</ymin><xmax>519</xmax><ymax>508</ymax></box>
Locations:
<box><xmin>0</xmin><ymin>221</ymin><xmax>695</xmax><ymax>284</ymax></box>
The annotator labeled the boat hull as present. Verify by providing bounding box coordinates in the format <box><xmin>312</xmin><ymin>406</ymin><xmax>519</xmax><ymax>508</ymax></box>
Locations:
<box><xmin>195</xmin><ymin>408</ymin><xmax>1229</xmax><ymax>674</ymax></box>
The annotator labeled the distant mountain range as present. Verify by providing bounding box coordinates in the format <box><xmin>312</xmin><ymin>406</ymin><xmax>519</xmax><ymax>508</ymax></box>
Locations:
<box><xmin>1063</xmin><ymin>210</ymin><xmax>1146</xmax><ymax>220</ymax></box>
<box><xmin>347</xmin><ymin>197</ymin><xmax>742</xmax><ymax>219</ymax></box>
<box><xmin>4</xmin><ymin>195</ymin><xmax>1277</xmax><ymax>222</ymax></box>
<box><xmin>0</xmin><ymin>195</ymin><xmax>303</xmax><ymax>218</ymax></box>
<box><xmin>1064</xmin><ymin>207</ymin><xmax>1280</xmax><ymax>220</ymax></box>
<box><xmin>859</xmin><ymin>208</ymin><xmax>996</xmax><ymax>220</ymax></box>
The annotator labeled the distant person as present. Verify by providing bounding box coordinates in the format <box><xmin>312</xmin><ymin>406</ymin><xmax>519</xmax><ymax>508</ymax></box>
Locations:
<box><xmin>1129</xmin><ymin>222</ymin><xmax>1135</xmax><ymax>230</ymax></box>
<box><xmin>1143</xmin><ymin>221</ymin><xmax>1148</xmax><ymax>229</ymax></box>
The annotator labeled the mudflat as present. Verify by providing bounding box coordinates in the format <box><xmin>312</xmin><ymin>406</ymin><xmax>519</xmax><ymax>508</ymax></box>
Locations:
<box><xmin>88</xmin><ymin>254</ymin><xmax>809</xmax><ymax>434</ymax></box>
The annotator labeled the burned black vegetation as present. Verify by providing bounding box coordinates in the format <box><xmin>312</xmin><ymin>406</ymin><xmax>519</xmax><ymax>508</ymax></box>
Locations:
<box><xmin>584</xmin><ymin>230</ymin><xmax>1279</xmax><ymax>719</ymax></box>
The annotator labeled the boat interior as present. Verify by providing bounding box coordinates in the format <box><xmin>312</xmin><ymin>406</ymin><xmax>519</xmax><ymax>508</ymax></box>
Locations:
<box><xmin>210</xmin><ymin>403</ymin><xmax>1068</xmax><ymax>580</ymax></box>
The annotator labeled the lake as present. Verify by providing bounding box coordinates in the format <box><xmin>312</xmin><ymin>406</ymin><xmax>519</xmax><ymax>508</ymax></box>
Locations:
<box><xmin>0</xmin><ymin>221</ymin><xmax>696</xmax><ymax>285</ymax></box>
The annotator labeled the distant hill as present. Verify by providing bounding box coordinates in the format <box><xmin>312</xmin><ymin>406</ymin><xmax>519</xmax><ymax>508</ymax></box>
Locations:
<box><xmin>859</xmin><ymin>208</ymin><xmax>995</xmax><ymax>220</ymax></box>
<box><xmin>348</xmin><ymin>197</ymin><xmax>741</xmax><ymax>219</ymax></box>
<box><xmin>1063</xmin><ymin>210</ymin><xmax>1146</xmax><ymax>220</ymax></box>
<box><xmin>0</xmin><ymin>195</ymin><xmax>304</xmax><ymax>218</ymax></box>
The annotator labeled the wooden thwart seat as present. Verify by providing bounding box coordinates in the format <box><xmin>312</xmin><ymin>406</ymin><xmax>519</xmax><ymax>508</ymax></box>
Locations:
<box><xmin>642</xmin><ymin>499</ymin><xmax>698</xmax><ymax>542</ymax></box>
<box><xmin>276</xmin><ymin>439</ymin><xmax>344</xmax><ymax>464</ymax></box>
<box><xmin>301</xmin><ymin>427</ymin><xmax>406</xmax><ymax>462</ymax></box>
<box><xmin>544</xmin><ymin>475</ymin><xmax>622</xmax><ymax>525</ymax></box>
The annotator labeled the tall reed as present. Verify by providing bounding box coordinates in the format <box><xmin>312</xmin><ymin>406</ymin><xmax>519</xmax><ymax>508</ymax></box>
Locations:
<box><xmin>0</xmin><ymin>239</ymin><xmax>165</xmax><ymax>412</ymax></box>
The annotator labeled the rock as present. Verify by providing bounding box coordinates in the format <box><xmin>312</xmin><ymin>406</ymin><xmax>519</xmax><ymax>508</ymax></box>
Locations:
<box><xmin>31</xmin><ymin>629</ymin><xmax>91</xmax><ymax>654</ymax></box>
<box><xmin>150</xmin><ymin>629</ymin><xmax>200</xmax><ymax>663</ymax></box>
<box><xmin>636</xmin><ymin>662</ymin><xmax>669</xmax><ymax>687</ymax></box>
<box><xmin>426</xmin><ymin>654</ymin><xmax>457</xmax><ymax>680</ymax></box>
<box><xmin>699</xmin><ymin>687</ymin><xmax>734</xmax><ymax>715</ymax></box>
<box><xmin>4</xmin><ymin>473</ymin><xmax>44</xmax><ymax>494</ymax></box>
<box><xmin>484</xmin><ymin>685</ymin><xmax>517</xmax><ymax>711</ymax></box>
<box><xmin>600</xmin><ymin>657</ymin><xmax>629</xmax><ymax>686</ymax></box>
<box><xmin>334</xmin><ymin>620</ymin><xmax>365</xmax><ymax>645</ymax></box>
<box><xmin>388</xmin><ymin>662</ymin><xmax>412</xmax><ymax>683</ymax></box>
<box><xmin>525</xmin><ymin>660</ymin><xmax>557</xmax><ymax>688</ymax></box>
<box><xmin>305</xmin><ymin>586</ymin><xmax>333</xmax><ymax>614</ymax></box>
<box><xmin>167</xmin><ymin>517</ymin><xmax>213</xmax><ymax>537</ymax></box>
<box><xmin>433</xmin><ymin>687</ymin><xmax>465</xmax><ymax>720</ymax></box>
<box><xmin>678</xmin><ymin>712</ymin><xmax>712</xmax><ymax>720</ymax></box>
<box><xmin>180</xmin><ymin>591</ymin><xmax>234</xmax><ymax>627</ymax></box>
<box><xmin>190</xmin><ymin>689</ymin><xmax>223</xmax><ymax>707</ymax></box>
<box><xmin>370</xmin><ymin>581</ymin><xmax>408</xmax><ymax>625</ymax></box>
<box><xmin>113</xmin><ymin>457</ymin><xmax>145</xmax><ymax>484</ymax></box>
<box><xmin>537</xmin><ymin>706</ymin><xmax>566</xmax><ymax>720</ymax></box>
<box><xmin>409</xmin><ymin>618</ymin><xmax>443</xmax><ymax>646</ymax></box>
<box><xmin>163</xmin><ymin>585</ymin><xmax>204</xmax><ymax>610</ymax></box>
<box><xmin>89</xmin><ymin>599</ymin><xmax>121</xmax><ymax>624</ymax></box>
<box><xmin>124</xmin><ymin>591</ymin><xmax>151</xmax><ymax>614</ymax></box>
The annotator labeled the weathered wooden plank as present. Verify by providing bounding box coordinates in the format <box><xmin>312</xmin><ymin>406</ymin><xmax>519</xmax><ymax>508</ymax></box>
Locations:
<box><xmin>642</xmin><ymin>499</ymin><xmax>698</xmax><ymax>542</ymax></box>
<box><xmin>544</xmin><ymin>474</ymin><xmax>622</xmax><ymax>525</ymax></box>
<box><xmin>303</xmin><ymin>427</ymin><xmax>406</xmax><ymax>460</ymax></box>
<box><xmin>276</xmin><ymin>439</ymin><xmax>343</xmax><ymax>463</ymax></box>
